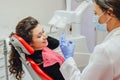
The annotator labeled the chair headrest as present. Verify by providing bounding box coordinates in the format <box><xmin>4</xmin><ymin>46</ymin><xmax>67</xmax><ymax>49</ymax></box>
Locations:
<box><xmin>10</xmin><ymin>34</ymin><xmax>34</xmax><ymax>55</ymax></box>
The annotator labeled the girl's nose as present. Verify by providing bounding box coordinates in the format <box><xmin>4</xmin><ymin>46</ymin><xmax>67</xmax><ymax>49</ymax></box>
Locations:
<box><xmin>42</xmin><ymin>33</ymin><xmax>48</xmax><ymax>39</ymax></box>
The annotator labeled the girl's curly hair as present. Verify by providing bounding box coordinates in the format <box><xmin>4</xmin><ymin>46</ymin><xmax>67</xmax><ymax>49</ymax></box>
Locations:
<box><xmin>9</xmin><ymin>16</ymin><xmax>38</xmax><ymax>80</ymax></box>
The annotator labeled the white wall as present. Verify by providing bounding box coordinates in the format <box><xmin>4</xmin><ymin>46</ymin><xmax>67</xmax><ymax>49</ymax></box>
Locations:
<box><xmin>0</xmin><ymin>0</ymin><xmax>65</xmax><ymax>39</ymax></box>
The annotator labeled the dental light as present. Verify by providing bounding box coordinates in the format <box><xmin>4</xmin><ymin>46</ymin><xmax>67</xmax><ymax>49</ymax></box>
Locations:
<box><xmin>48</xmin><ymin>10</ymin><xmax>76</xmax><ymax>29</ymax></box>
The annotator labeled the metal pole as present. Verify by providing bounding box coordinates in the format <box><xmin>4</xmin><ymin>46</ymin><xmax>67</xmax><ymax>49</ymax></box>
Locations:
<box><xmin>4</xmin><ymin>40</ymin><xmax>9</xmax><ymax>80</ymax></box>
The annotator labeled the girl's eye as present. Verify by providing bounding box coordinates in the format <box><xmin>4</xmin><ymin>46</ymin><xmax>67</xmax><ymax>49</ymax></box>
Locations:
<box><xmin>37</xmin><ymin>35</ymin><xmax>41</xmax><ymax>38</ymax></box>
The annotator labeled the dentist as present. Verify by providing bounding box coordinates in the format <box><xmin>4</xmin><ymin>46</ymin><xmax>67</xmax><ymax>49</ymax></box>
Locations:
<box><xmin>59</xmin><ymin>0</ymin><xmax>120</xmax><ymax>80</ymax></box>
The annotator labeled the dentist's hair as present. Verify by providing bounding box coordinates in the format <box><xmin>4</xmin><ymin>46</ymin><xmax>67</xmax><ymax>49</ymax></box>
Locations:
<box><xmin>9</xmin><ymin>16</ymin><xmax>39</xmax><ymax>80</ymax></box>
<box><xmin>94</xmin><ymin>0</ymin><xmax>120</xmax><ymax>20</ymax></box>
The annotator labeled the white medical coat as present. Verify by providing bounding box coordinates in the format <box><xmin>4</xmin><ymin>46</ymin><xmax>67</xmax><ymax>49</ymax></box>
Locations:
<box><xmin>60</xmin><ymin>27</ymin><xmax>120</xmax><ymax>80</ymax></box>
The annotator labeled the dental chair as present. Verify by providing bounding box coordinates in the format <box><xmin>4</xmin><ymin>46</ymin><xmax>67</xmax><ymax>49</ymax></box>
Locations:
<box><xmin>10</xmin><ymin>34</ymin><xmax>53</xmax><ymax>80</ymax></box>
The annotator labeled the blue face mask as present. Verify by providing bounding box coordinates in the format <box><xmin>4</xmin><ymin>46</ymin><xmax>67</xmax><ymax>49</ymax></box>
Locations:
<box><xmin>93</xmin><ymin>15</ymin><xmax>107</xmax><ymax>32</ymax></box>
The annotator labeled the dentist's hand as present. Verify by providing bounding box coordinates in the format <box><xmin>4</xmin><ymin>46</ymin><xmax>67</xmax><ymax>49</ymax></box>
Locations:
<box><xmin>59</xmin><ymin>33</ymin><xmax>75</xmax><ymax>60</ymax></box>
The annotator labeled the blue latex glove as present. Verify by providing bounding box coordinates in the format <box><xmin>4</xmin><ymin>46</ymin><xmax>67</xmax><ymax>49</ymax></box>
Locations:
<box><xmin>59</xmin><ymin>33</ymin><xmax>75</xmax><ymax>60</ymax></box>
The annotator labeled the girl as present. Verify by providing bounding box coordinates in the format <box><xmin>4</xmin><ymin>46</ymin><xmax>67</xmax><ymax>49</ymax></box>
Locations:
<box><xmin>9</xmin><ymin>16</ymin><xmax>65</xmax><ymax>80</ymax></box>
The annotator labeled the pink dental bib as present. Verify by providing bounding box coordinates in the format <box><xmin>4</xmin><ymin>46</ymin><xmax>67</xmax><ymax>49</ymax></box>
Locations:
<box><xmin>42</xmin><ymin>47</ymin><xmax>64</xmax><ymax>67</ymax></box>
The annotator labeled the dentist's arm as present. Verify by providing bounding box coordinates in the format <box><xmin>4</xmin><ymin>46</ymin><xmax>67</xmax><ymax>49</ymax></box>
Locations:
<box><xmin>59</xmin><ymin>33</ymin><xmax>75</xmax><ymax>60</ymax></box>
<box><xmin>59</xmin><ymin>33</ymin><xmax>81</xmax><ymax>80</ymax></box>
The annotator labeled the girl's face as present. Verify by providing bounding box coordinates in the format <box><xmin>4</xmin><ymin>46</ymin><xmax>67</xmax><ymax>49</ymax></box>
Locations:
<box><xmin>30</xmin><ymin>24</ymin><xmax>48</xmax><ymax>50</ymax></box>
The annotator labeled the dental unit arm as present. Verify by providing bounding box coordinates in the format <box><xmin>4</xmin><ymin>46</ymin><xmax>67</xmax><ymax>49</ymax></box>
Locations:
<box><xmin>48</xmin><ymin>0</ymin><xmax>92</xmax><ymax>34</ymax></box>
<box><xmin>48</xmin><ymin>0</ymin><xmax>92</xmax><ymax>53</ymax></box>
